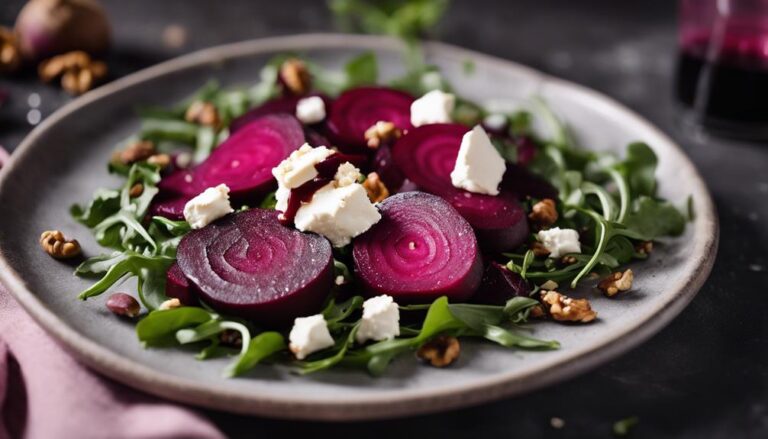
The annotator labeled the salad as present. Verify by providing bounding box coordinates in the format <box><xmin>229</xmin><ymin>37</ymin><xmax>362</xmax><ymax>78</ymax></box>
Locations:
<box><xmin>51</xmin><ymin>52</ymin><xmax>689</xmax><ymax>377</ymax></box>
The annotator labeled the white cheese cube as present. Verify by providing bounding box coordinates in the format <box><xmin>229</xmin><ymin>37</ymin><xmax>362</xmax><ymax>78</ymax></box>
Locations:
<box><xmin>272</xmin><ymin>143</ymin><xmax>334</xmax><ymax>189</ymax></box>
<box><xmin>450</xmin><ymin>125</ymin><xmax>506</xmax><ymax>195</ymax></box>
<box><xmin>295</xmin><ymin>96</ymin><xmax>326</xmax><ymax>125</ymax></box>
<box><xmin>274</xmin><ymin>185</ymin><xmax>291</xmax><ymax>213</ymax></box>
<box><xmin>356</xmin><ymin>295</ymin><xmax>400</xmax><ymax>344</ymax></box>
<box><xmin>289</xmin><ymin>314</ymin><xmax>335</xmax><ymax>360</ymax></box>
<box><xmin>410</xmin><ymin>90</ymin><xmax>455</xmax><ymax>127</ymax></box>
<box><xmin>483</xmin><ymin>113</ymin><xmax>508</xmax><ymax>132</ymax></box>
<box><xmin>294</xmin><ymin>183</ymin><xmax>381</xmax><ymax>247</ymax></box>
<box><xmin>537</xmin><ymin>227</ymin><xmax>581</xmax><ymax>258</ymax></box>
<box><xmin>183</xmin><ymin>184</ymin><xmax>234</xmax><ymax>229</ymax></box>
<box><xmin>334</xmin><ymin>162</ymin><xmax>362</xmax><ymax>187</ymax></box>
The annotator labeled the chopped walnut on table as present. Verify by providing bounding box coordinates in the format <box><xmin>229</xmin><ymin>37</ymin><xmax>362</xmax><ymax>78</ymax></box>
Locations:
<box><xmin>364</xmin><ymin>121</ymin><xmax>402</xmax><ymax>149</ymax></box>
<box><xmin>362</xmin><ymin>172</ymin><xmax>390</xmax><ymax>203</ymax></box>
<box><xmin>540</xmin><ymin>290</ymin><xmax>597</xmax><ymax>323</ymax></box>
<box><xmin>598</xmin><ymin>269</ymin><xmax>634</xmax><ymax>297</ymax></box>
<box><xmin>279</xmin><ymin>58</ymin><xmax>311</xmax><ymax>95</ymax></box>
<box><xmin>529</xmin><ymin>198</ymin><xmax>558</xmax><ymax>227</ymax></box>
<box><xmin>38</xmin><ymin>51</ymin><xmax>108</xmax><ymax>95</ymax></box>
<box><xmin>417</xmin><ymin>335</ymin><xmax>461</xmax><ymax>367</ymax></box>
<box><xmin>0</xmin><ymin>27</ymin><xmax>21</xmax><ymax>73</ymax></box>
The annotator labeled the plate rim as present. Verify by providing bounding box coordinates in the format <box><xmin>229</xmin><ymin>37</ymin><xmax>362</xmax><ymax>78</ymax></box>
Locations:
<box><xmin>0</xmin><ymin>33</ymin><xmax>719</xmax><ymax>420</ymax></box>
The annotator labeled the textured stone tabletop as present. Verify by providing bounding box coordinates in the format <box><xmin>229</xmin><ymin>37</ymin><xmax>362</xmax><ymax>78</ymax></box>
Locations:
<box><xmin>1</xmin><ymin>1</ymin><xmax>766</xmax><ymax>437</ymax></box>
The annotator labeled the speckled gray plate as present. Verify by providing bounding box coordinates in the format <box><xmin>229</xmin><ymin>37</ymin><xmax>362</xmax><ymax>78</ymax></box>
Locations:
<box><xmin>0</xmin><ymin>34</ymin><xmax>718</xmax><ymax>421</ymax></box>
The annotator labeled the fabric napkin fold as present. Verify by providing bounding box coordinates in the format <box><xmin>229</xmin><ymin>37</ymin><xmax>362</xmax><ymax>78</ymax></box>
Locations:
<box><xmin>0</xmin><ymin>283</ymin><xmax>224</xmax><ymax>439</ymax></box>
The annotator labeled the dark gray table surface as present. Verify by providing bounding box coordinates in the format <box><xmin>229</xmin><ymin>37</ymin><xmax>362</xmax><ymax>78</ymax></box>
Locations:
<box><xmin>1</xmin><ymin>1</ymin><xmax>766</xmax><ymax>437</ymax></box>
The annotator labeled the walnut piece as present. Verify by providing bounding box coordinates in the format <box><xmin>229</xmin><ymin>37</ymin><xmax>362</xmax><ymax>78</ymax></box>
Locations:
<box><xmin>117</xmin><ymin>140</ymin><xmax>156</xmax><ymax>165</ymax></box>
<box><xmin>362</xmin><ymin>172</ymin><xmax>390</xmax><ymax>203</ymax></box>
<box><xmin>279</xmin><ymin>58</ymin><xmax>311</xmax><ymax>95</ymax></box>
<box><xmin>219</xmin><ymin>329</ymin><xmax>243</xmax><ymax>348</ymax></box>
<box><xmin>598</xmin><ymin>269</ymin><xmax>634</xmax><ymax>297</ymax></box>
<box><xmin>129</xmin><ymin>183</ymin><xmax>144</xmax><ymax>198</ymax></box>
<box><xmin>364</xmin><ymin>121</ymin><xmax>402</xmax><ymax>149</ymax></box>
<box><xmin>635</xmin><ymin>241</ymin><xmax>653</xmax><ymax>256</ymax></box>
<box><xmin>529</xmin><ymin>198</ymin><xmax>558</xmax><ymax>227</ymax></box>
<box><xmin>185</xmin><ymin>101</ymin><xmax>220</xmax><ymax>128</ymax></box>
<box><xmin>560</xmin><ymin>255</ymin><xmax>577</xmax><ymax>265</ymax></box>
<box><xmin>417</xmin><ymin>335</ymin><xmax>461</xmax><ymax>367</ymax></box>
<box><xmin>540</xmin><ymin>290</ymin><xmax>597</xmax><ymax>323</ymax></box>
<box><xmin>39</xmin><ymin>230</ymin><xmax>81</xmax><ymax>259</ymax></box>
<box><xmin>147</xmin><ymin>153</ymin><xmax>172</xmax><ymax>169</ymax></box>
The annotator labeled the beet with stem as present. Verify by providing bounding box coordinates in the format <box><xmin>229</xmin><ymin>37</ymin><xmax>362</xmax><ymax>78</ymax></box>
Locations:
<box><xmin>353</xmin><ymin>192</ymin><xmax>482</xmax><ymax>303</ymax></box>
<box><xmin>177</xmin><ymin>208</ymin><xmax>333</xmax><ymax>326</ymax></box>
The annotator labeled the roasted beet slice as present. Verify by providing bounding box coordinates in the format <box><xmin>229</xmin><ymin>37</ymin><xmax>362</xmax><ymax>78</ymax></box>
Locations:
<box><xmin>353</xmin><ymin>192</ymin><xmax>482</xmax><ymax>303</ymax></box>
<box><xmin>392</xmin><ymin>124</ymin><xmax>530</xmax><ymax>252</ymax></box>
<box><xmin>472</xmin><ymin>261</ymin><xmax>531</xmax><ymax>305</ymax></box>
<box><xmin>177</xmin><ymin>208</ymin><xmax>333</xmax><ymax>326</ymax></box>
<box><xmin>326</xmin><ymin>87</ymin><xmax>414</xmax><ymax>152</ymax></box>
<box><xmin>229</xmin><ymin>94</ymin><xmax>332</xmax><ymax>133</ymax></box>
<box><xmin>166</xmin><ymin>261</ymin><xmax>195</xmax><ymax>305</ymax></box>
<box><xmin>372</xmin><ymin>145</ymin><xmax>405</xmax><ymax>191</ymax></box>
<box><xmin>156</xmin><ymin>114</ymin><xmax>304</xmax><ymax>208</ymax></box>
<box><xmin>502</xmin><ymin>163</ymin><xmax>558</xmax><ymax>200</ymax></box>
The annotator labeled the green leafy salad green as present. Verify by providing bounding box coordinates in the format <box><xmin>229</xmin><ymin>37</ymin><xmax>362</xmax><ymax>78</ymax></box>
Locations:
<box><xmin>68</xmin><ymin>51</ymin><xmax>688</xmax><ymax>378</ymax></box>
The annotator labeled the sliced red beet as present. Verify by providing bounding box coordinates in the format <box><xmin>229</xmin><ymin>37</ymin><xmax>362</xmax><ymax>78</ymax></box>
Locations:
<box><xmin>472</xmin><ymin>261</ymin><xmax>531</xmax><ymax>305</ymax></box>
<box><xmin>176</xmin><ymin>208</ymin><xmax>333</xmax><ymax>326</ymax></box>
<box><xmin>392</xmin><ymin>124</ymin><xmax>530</xmax><ymax>252</ymax></box>
<box><xmin>353</xmin><ymin>192</ymin><xmax>482</xmax><ymax>303</ymax></box>
<box><xmin>165</xmin><ymin>261</ymin><xmax>195</xmax><ymax>305</ymax></box>
<box><xmin>326</xmin><ymin>87</ymin><xmax>414</xmax><ymax>152</ymax></box>
<box><xmin>151</xmin><ymin>115</ymin><xmax>305</xmax><ymax>220</ymax></box>
<box><xmin>229</xmin><ymin>94</ymin><xmax>332</xmax><ymax>133</ymax></box>
<box><xmin>502</xmin><ymin>163</ymin><xmax>559</xmax><ymax>200</ymax></box>
<box><xmin>372</xmin><ymin>145</ymin><xmax>405</xmax><ymax>191</ymax></box>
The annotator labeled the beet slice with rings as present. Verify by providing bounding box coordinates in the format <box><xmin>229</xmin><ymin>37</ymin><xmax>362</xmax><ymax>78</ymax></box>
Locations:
<box><xmin>472</xmin><ymin>261</ymin><xmax>531</xmax><ymax>305</ymax></box>
<box><xmin>177</xmin><ymin>208</ymin><xmax>333</xmax><ymax>326</ymax></box>
<box><xmin>151</xmin><ymin>115</ymin><xmax>305</xmax><ymax>219</ymax></box>
<box><xmin>353</xmin><ymin>192</ymin><xmax>482</xmax><ymax>303</ymax></box>
<box><xmin>165</xmin><ymin>261</ymin><xmax>195</xmax><ymax>305</ymax></box>
<box><xmin>391</xmin><ymin>123</ymin><xmax>530</xmax><ymax>252</ymax></box>
<box><xmin>326</xmin><ymin>87</ymin><xmax>414</xmax><ymax>152</ymax></box>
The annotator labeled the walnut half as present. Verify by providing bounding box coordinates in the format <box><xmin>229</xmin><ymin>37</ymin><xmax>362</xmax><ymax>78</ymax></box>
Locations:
<box><xmin>417</xmin><ymin>335</ymin><xmax>460</xmax><ymax>367</ymax></box>
<box><xmin>540</xmin><ymin>290</ymin><xmax>597</xmax><ymax>323</ymax></box>
<box><xmin>529</xmin><ymin>198</ymin><xmax>558</xmax><ymax>227</ymax></box>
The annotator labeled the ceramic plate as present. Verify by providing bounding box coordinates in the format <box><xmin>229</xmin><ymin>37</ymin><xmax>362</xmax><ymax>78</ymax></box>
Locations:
<box><xmin>0</xmin><ymin>34</ymin><xmax>718</xmax><ymax>420</ymax></box>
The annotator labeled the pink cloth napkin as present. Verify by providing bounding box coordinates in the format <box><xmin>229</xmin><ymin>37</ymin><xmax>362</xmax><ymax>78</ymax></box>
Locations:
<box><xmin>0</xmin><ymin>284</ymin><xmax>225</xmax><ymax>439</ymax></box>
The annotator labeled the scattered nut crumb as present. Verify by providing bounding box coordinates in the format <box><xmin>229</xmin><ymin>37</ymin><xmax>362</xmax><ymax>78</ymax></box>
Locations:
<box><xmin>39</xmin><ymin>230</ymin><xmax>81</xmax><ymax>259</ymax></box>
<box><xmin>560</xmin><ymin>255</ymin><xmax>577</xmax><ymax>265</ymax></box>
<box><xmin>147</xmin><ymin>153</ymin><xmax>171</xmax><ymax>169</ymax></box>
<box><xmin>417</xmin><ymin>335</ymin><xmax>460</xmax><ymax>367</ymax></box>
<box><xmin>540</xmin><ymin>290</ymin><xmax>597</xmax><ymax>323</ymax></box>
<box><xmin>598</xmin><ymin>269</ymin><xmax>634</xmax><ymax>297</ymax></box>
<box><xmin>550</xmin><ymin>417</ymin><xmax>565</xmax><ymax>429</ymax></box>
<box><xmin>219</xmin><ymin>329</ymin><xmax>243</xmax><ymax>348</ymax></box>
<box><xmin>117</xmin><ymin>140</ymin><xmax>156</xmax><ymax>165</ymax></box>
<box><xmin>279</xmin><ymin>58</ymin><xmax>311</xmax><ymax>95</ymax></box>
<box><xmin>540</xmin><ymin>280</ymin><xmax>558</xmax><ymax>290</ymax></box>
<box><xmin>635</xmin><ymin>241</ymin><xmax>653</xmax><ymax>256</ymax></box>
<box><xmin>364</xmin><ymin>121</ymin><xmax>402</xmax><ymax>149</ymax></box>
<box><xmin>158</xmin><ymin>298</ymin><xmax>181</xmax><ymax>310</ymax></box>
<box><xmin>531</xmin><ymin>241</ymin><xmax>550</xmax><ymax>257</ymax></box>
<box><xmin>185</xmin><ymin>100</ymin><xmax>220</xmax><ymax>128</ymax></box>
<box><xmin>362</xmin><ymin>172</ymin><xmax>390</xmax><ymax>203</ymax></box>
<box><xmin>529</xmin><ymin>198</ymin><xmax>558</xmax><ymax>227</ymax></box>
<box><xmin>129</xmin><ymin>183</ymin><xmax>144</xmax><ymax>198</ymax></box>
<box><xmin>106</xmin><ymin>293</ymin><xmax>140</xmax><ymax>318</ymax></box>
<box><xmin>529</xmin><ymin>305</ymin><xmax>545</xmax><ymax>318</ymax></box>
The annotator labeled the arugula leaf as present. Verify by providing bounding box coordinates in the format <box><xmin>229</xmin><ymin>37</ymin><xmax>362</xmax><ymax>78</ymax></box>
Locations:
<box><xmin>329</xmin><ymin>0</ymin><xmax>449</xmax><ymax>40</ymax></box>
<box><xmin>323</xmin><ymin>295</ymin><xmax>364</xmax><ymax>330</ymax></box>
<box><xmin>613</xmin><ymin>416</ymin><xmax>639</xmax><ymax>436</ymax></box>
<box><xmin>227</xmin><ymin>332</ymin><xmax>286</xmax><ymax>377</ymax></box>
<box><xmin>299</xmin><ymin>324</ymin><xmax>360</xmax><ymax>374</ymax></box>
<box><xmin>141</xmin><ymin>119</ymin><xmax>199</xmax><ymax>144</ymax></box>
<box><xmin>259</xmin><ymin>192</ymin><xmax>278</xmax><ymax>210</ymax></box>
<box><xmin>136</xmin><ymin>307</ymin><xmax>214</xmax><ymax>346</ymax></box>
<box><xmin>616</xmin><ymin>142</ymin><xmax>657</xmax><ymax>198</ymax></box>
<box><xmin>70</xmin><ymin>189</ymin><xmax>120</xmax><ymax>227</ymax></box>
<box><xmin>310</xmin><ymin>52</ymin><xmax>379</xmax><ymax>96</ymax></box>
<box><xmin>623</xmin><ymin>196</ymin><xmax>687</xmax><ymax>240</ymax></box>
<box><xmin>151</xmin><ymin>216</ymin><xmax>191</xmax><ymax>236</ymax></box>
